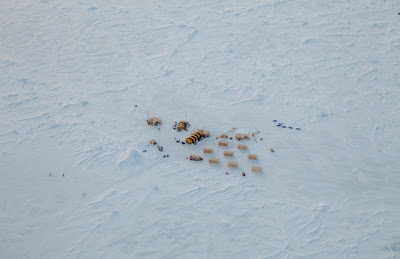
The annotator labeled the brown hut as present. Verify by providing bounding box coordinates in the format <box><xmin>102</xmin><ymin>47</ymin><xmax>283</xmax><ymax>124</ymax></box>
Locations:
<box><xmin>189</xmin><ymin>154</ymin><xmax>203</xmax><ymax>161</ymax></box>
<box><xmin>235</xmin><ymin>133</ymin><xmax>249</xmax><ymax>140</ymax></box>
<box><xmin>208</xmin><ymin>158</ymin><xmax>219</xmax><ymax>164</ymax></box>
<box><xmin>248</xmin><ymin>154</ymin><xmax>258</xmax><ymax>160</ymax></box>
<box><xmin>252</xmin><ymin>166</ymin><xmax>263</xmax><ymax>173</ymax></box>
<box><xmin>197</xmin><ymin>129</ymin><xmax>210</xmax><ymax>138</ymax></box>
<box><xmin>203</xmin><ymin>148</ymin><xmax>214</xmax><ymax>154</ymax></box>
<box><xmin>223</xmin><ymin>151</ymin><xmax>234</xmax><ymax>157</ymax></box>
<box><xmin>220</xmin><ymin>133</ymin><xmax>228</xmax><ymax>139</ymax></box>
<box><xmin>228</xmin><ymin>162</ymin><xmax>238</xmax><ymax>168</ymax></box>
<box><xmin>147</xmin><ymin>117</ymin><xmax>162</xmax><ymax>126</ymax></box>
<box><xmin>237</xmin><ymin>144</ymin><xmax>248</xmax><ymax>150</ymax></box>
<box><xmin>149</xmin><ymin>139</ymin><xmax>157</xmax><ymax>145</ymax></box>
<box><xmin>218</xmin><ymin>141</ymin><xmax>229</xmax><ymax>147</ymax></box>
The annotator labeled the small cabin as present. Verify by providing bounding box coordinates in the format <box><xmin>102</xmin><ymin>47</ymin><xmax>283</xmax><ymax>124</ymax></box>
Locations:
<box><xmin>248</xmin><ymin>154</ymin><xmax>258</xmax><ymax>160</ymax></box>
<box><xmin>203</xmin><ymin>148</ymin><xmax>214</xmax><ymax>154</ymax></box>
<box><xmin>235</xmin><ymin>133</ymin><xmax>249</xmax><ymax>140</ymax></box>
<box><xmin>147</xmin><ymin>117</ymin><xmax>162</xmax><ymax>126</ymax></box>
<box><xmin>218</xmin><ymin>141</ymin><xmax>229</xmax><ymax>147</ymax></box>
<box><xmin>252</xmin><ymin>166</ymin><xmax>263</xmax><ymax>173</ymax></box>
<box><xmin>149</xmin><ymin>139</ymin><xmax>157</xmax><ymax>145</ymax></box>
<box><xmin>198</xmin><ymin>129</ymin><xmax>210</xmax><ymax>138</ymax></box>
<box><xmin>224</xmin><ymin>151</ymin><xmax>234</xmax><ymax>157</ymax></box>
<box><xmin>220</xmin><ymin>133</ymin><xmax>228</xmax><ymax>139</ymax></box>
<box><xmin>208</xmin><ymin>158</ymin><xmax>219</xmax><ymax>164</ymax></box>
<box><xmin>228</xmin><ymin>162</ymin><xmax>238</xmax><ymax>168</ymax></box>
<box><xmin>237</xmin><ymin>144</ymin><xmax>248</xmax><ymax>150</ymax></box>
<box><xmin>189</xmin><ymin>154</ymin><xmax>203</xmax><ymax>161</ymax></box>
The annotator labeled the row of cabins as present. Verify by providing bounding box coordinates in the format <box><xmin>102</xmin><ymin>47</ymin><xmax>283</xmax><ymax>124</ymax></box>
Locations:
<box><xmin>208</xmin><ymin>158</ymin><xmax>262</xmax><ymax>172</ymax></box>
<box><xmin>203</xmin><ymin>148</ymin><xmax>258</xmax><ymax>160</ymax></box>
<box><xmin>191</xmin><ymin>154</ymin><xmax>262</xmax><ymax>172</ymax></box>
<box><xmin>190</xmin><ymin>133</ymin><xmax>263</xmax><ymax>172</ymax></box>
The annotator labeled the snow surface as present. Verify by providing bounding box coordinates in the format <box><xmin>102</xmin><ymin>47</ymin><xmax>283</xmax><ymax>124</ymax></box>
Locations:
<box><xmin>1</xmin><ymin>0</ymin><xmax>400</xmax><ymax>258</ymax></box>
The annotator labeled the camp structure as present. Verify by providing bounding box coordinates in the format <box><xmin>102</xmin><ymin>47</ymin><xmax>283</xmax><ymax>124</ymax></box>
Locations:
<box><xmin>220</xmin><ymin>133</ymin><xmax>228</xmax><ymax>139</ymax></box>
<box><xmin>252</xmin><ymin>131</ymin><xmax>260</xmax><ymax>137</ymax></box>
<box><xmin>223</xmin><ymin>151</ymin><xmax>234</xmax><ymax>157</ymax></box>
<box><xmin>235</xmin><ymin>133</ymin><xmax>250</xmax><ymax>140</ymax></box>
<box><xmin>186</xmin><ymin>129</ymin><xmax>210</xmax><ymax>144</ymax></box>
<box><xmin>228</xmin><ymin>162</ymin><xmax>238</xmax><ymax>168</ymax></box>
<box><xmin>252</xmin><ymin>166</ymin><xmax>263</xmax><ymax>173</ymax></box>
<box><xmin>248</xmin><ymin>154</ymin><xmax>258</xmax><ymax>160</ymax></box>
<box><xmin>149</xmin><ymin>139</ymin><xmax>157</xmax><ymax>145</ymax></box>
<box><xmin>186</xmin><ymin>130</ymin><xmax>203</xmax><ymax>144</ymax></box>
<box><xmin>208</xmin><ymin>158</ymin><xmax>219</xmax><ymax>164</ymax></box>
<box><xmin>237</xmin><ymin>144</ymin><xmax>248</xmax><ymax>150</ymax></box>
<box><xmin>147</xmin><ymin>117</ymin><xmax>162</xmax><ymax>126</ymax></box>
<box><xmin>197</xmin><ymin>129</ymin><xmax>210</xmax><ymax>138</ymax></box>
<box><xmin>189</xmin><ymin>154</ymin><xmax>203</xmax><ymax>161</ymax></box>
<box><xmin>177</xmin><ymin>120</ymin><xmax>190</xmax><ymax>131</ymax></box>
<box><xmin>218</xmin><ymin>141</ymin><xmax>229</xmax><ymax>147</ymax></box>
<box><xmin>203</xmin><ymin>148</ymin><xmax>213</xmax><ymax>154</ymax></box>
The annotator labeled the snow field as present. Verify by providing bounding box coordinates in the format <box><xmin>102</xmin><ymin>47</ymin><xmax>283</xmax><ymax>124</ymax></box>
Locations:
<box><xmin>1</xmin><ymin>0</ymin><xmax>400</xmax><ymax>258</ymax></box>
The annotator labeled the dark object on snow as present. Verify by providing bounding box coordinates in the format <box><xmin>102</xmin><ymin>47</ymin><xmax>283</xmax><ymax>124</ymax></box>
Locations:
<box><xmin>147</xmin><ymin>117</ymin><xmax>162</xmax><ymax>126</ymax></box>
<box><xmin>143</xmin><ymin>150</ymin><xmax>147</xmax><ymax>152</ymax></box>
<box><xmin>296</xmin><ymin>128</ymin><xmax>301</xmax><ymax>130</ymax></box>
<box><xmin>135</xmin><ymin>105</ymin><xmax>137</xmax><ymax>107</ymax></box>
<box><xmin>182</xmin><ymin>142</ymin><xmax>185</xmax><ymax>144</ymax></box>
<box><xmin>189</xmin><ymin>154</ymin><xmax>203</xmax><ymax>161</ymax></box>
<box><xmin>270</xmin><ymin>148</ymin><xmax>275</xmax><ymax>152</ymax></box>
<box><xmin>63</xmin><ymin>174</ymin><xmax>64</xmax><ymax>177</ymax></box>
<box><xmin>225</xmin><ymin>172</ymin><xmax>229</xmax><ymax>175</ymax></box>
<box><xmin>242</xmin><ymin>172</ymin><xmax>246</xmax><ymax>177</ymax></box>
<box><xmin>273</xmin><ymin>120</ymin><xmax>277</xmax><ymax>122</ymax></box>
<box><xmin>277</xmin><ymin>124</ymin><xmax>281</xmax><ymax>127</ymax></box>
<box><xmin>288</xmin><ymin>127</ymin><xmax>293</xmax><ymax>129</ymax></box>
<box><xmin>49</xmin><ymin>173</ymin><xmax>51</xmax><ymax>176</ymax></box>
<box><xmin>282</xmin><ymin>126</ymin><xmax>287</xmax><ymax>128</ymax></box>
